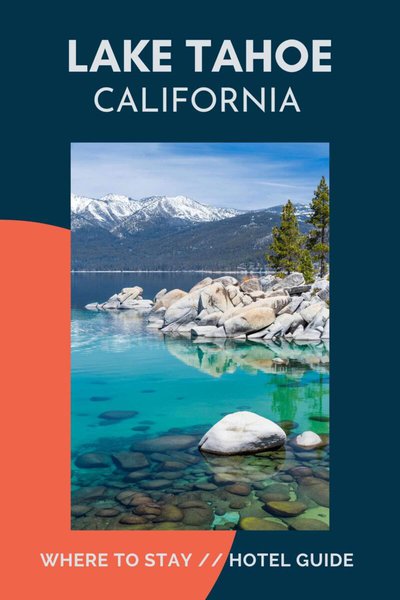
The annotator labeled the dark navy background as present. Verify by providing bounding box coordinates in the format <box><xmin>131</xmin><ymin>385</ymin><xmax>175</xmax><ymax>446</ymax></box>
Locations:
<box><xmin>2</xmin><ymin>1</ymin><xmax>394</xmax><ymax>597</ymax></box>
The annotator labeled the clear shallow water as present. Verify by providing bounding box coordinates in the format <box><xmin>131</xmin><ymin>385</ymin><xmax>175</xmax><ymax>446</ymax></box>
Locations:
<box><xmin>71</xmin><ymin>273</ymin><xmax>330</xmax><ymax>531</ymax></box>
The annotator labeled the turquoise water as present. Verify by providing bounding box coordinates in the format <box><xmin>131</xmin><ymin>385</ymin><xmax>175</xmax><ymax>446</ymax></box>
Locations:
<box><xmin>71</xmin><ymin>273</ymin><xmax>330</xmax><ymax>531</ymax></box>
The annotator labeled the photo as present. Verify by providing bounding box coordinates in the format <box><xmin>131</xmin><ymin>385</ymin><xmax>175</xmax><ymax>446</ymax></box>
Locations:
<box><xmin>71</xmin><ymin>142</ymin><xmax>330</xmax><ymax>531</ymax></box>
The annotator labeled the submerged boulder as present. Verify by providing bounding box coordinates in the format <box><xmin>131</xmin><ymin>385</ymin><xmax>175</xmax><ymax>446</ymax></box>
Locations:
<box><xmin>198</xmin><ymin>411</ymin><xmax>286</xmax><ymax>455</ymax></box>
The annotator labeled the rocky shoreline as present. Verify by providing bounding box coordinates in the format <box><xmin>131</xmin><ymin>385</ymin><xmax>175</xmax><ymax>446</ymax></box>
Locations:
<box><xmin>85</xmin><ymin>272</ymin><xmax>330</xmax><ymax>342</ymax></box>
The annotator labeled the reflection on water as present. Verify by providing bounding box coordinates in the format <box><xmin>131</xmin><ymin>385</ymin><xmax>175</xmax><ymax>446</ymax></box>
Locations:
<box><xmin>165</xmin><ymin>336</ymin><xmax>329</xmax><ymax>378</ymax></box>
<box><xmin>72</xmin><ymin>305</ymin><xmax>330</xmax><ymax>531</ymax></box>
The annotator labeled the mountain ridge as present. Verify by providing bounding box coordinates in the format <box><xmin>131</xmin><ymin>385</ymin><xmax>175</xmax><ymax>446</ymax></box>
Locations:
<box><xmin>71</xmin><ymin>194</ymin><xmax>311</xmax><ymax>271</ymax></box>
<box><xmin>71</xmin><ymin>193</ymin><xmax>240</xmax><ymax>232</ymax></box>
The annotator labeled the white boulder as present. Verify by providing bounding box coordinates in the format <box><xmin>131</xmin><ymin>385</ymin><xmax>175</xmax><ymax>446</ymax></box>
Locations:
<box><xmin>153</xmin><ymin>288</ymin><xmax>167</xmax><ymax>301</ymax></box>
<box><xmin>300</xmin><ymin>302</ymin><xmax>327</xmax><ymax>323</ymax></box>
<box><xmin>163</xmin><ymin>291</ymin><xmax>201</xmax><ymax>326</ymax></box>
<box><xmin>153</xmin><ymin>288</ymin><xmax>187</xmax><ymax>311</ymax></box>
<box><xmin>214</xmin><ymin>275</ymin><xmax>239</xmax><ymax>286</ymax></box>
<box><xmin>240</xmin><ymin>278</ymin><xmax>261</xmax><ymax>293</ymax></box>
<box><xmin>198</xmin><ymin>411</ymin><xmax>286</xmax><ymax>455</ymax></box>
<box><xmin>189</xmin><ymin>277</ymin><xmax>213</xmax><ymax>293</ymax></box>
<box><xmin>275</xmin><ymin>272</ymin><xmax>305</xmax><ymax>289</ymax></box>
<box><xmin>224</xmin><ymin>306</ymin><xmax>275</xmax><ymax>336</ymax></box>
<box><xmin>295</xmin><ymin>431</ymin><xmax>322</xmax><ymax>448</ymax></box>
<box><xmin>198</xmin><ymin>282</ymin><xmax>232</xmax><ymax>314</ymax></box>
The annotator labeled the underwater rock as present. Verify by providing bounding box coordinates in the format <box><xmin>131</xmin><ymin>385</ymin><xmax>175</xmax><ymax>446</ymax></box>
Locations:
<box><xmin>155</xmin><ymin>504</ymin><xmax>184</xmax><ymax>522</ymax></box>
<box><xmin>95</xmin><ymin>508</ymin><xmax>121</xmax><ymax>517</ymax></box>
<box><xmin>75</xmin><ymin>452</ymin><xmax>111</xmax><ymax>469</ymax></box>
<box><xmin>156</xmin><ymin>471</ymin><xmax>184</xmax><ymax>480</ymax></box>
<box><xmin>115</xmin><ymin>490</ymin><xmax>142</xmax><ymax>506</ymax></box>
<box><xmin>150</xmin><ymin>452</ymin><xmax>171</xmax><ymax>462</ymax></box>
<box><xmin>264</xmin><ymin>500</ymin><xmax>307</xmax><ymax>517</ymax></box>
<box><xmin>124</xmin><ymin>470</ymin><xmax>151</xmax><ymax>482</ymax></box>
<box><xmin>258</xmin><ymin>483</ymin><xmax>291</xmax><ymax>503</ymax></box>
<box><xmin>199</xmin><ymin>411</ymin><xmax>286</xmax><ymax>455</ymax></box>
<box><xmin>71</xmin><ymin>504</ymin><xmax>92</xmax><ymax>517</ymax></box>
<box><xmin>313</xmin><ymin>467</ymin><xmax>330</xmax><ymax>480</ymax></box>
<box><xmin>239</xmin><ymin>516</ymin><xmax>288</xmax><ymax>531</ymax></box>
<box><xmin>287</xmin><ymin>517</ymin><xmax>329</xmax><ymax>531</ymax></box>
<box><xmin>119</xmin><ymin>514</ymin><xmax>148</xmax><ymax>525</ymax></box>
<box><xmin>73</xmin><ymin>486</ymin><xmax>107</xmax><ymax>502</ymax></box>
<box><xmin>309</xmin><ymin>415</ymin><xmax>330</xmax><ymax>423</ymax></box>
<box><xmin>229</xmin><ymin>498</ymin><xmax>247</xmax><ymax>509</ymax></box>
<box><xmin>141</xmin><ymin>479</ymin><xmax>171</xmax><ymax>490</ymax></box>
<box><xmin>288</xmin><ymin>466</ymin><xmax>313</xmax><ymax>479</ymax></box>
<box><xmin>181</xmin><ymin>503</ymin><xmax>214</xmax><ymax>526</ymax></box>
<box><xmin>294</xmin><ymin>451</ymin><xmax>324</xmax><ymax>461</ymax></box>
<box><xmin>168</xmin><ymin>451</ymin><xmax>200</xmax><ymax>464</ymax></box>
<box><xmin>160</xmin><ymin>460</ymin><xmax>187</xmax><ymax>471</ymax></box>
<box><xmin>195</xmin><ymin>482</ymin><xmax>218</xmax><ymax>491</ymax></box>
<box><xmin>112</xmin><ymin>451</ymin><xmax>149</xmax><ymax>470</ymax></box>
<box><xmin>224</xmin><ymin>483</ymin><xmax>251</xmax><ymax>496</ymax></box>
<box><xmin>133</xmin><ymin>435</ymin><xmax>198</xmax><ymax>452</ymax></box>
<box><xmin>99</xmin><ymin>410</ymin><xmax>138</xmax><ymax>421</ymax></box>
<box><xmin>299</xmin><ymin>479</ymin><xmax>329</xmax><ymax>507</ymax></box>
<box><xmin>133</xmin><ymin>503</ymin><xmax>162</xmax><ymax>517</ymax></box>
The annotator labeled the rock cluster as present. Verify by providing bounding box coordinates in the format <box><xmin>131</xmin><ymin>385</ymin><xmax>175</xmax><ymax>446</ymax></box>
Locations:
<box><xmin>84</xmin><ymin>273</ymin><xmax>330</xmax><ymax>341</ymax></box>
<box><xmin>148</xmin><ymin>273</ymin><xmax>329</xmax><ymax>341</ymax></box>
<box><xmin>85</xmin><ymin>286</ymin><xmax>153</xmax><ymax>312</ymax></box>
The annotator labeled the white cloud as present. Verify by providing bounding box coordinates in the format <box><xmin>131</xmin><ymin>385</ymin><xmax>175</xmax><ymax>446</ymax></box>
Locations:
<box><xmin>71</xmin><ymin>143</ymin><xmax>329</xmax><ymax>210</ymax></box>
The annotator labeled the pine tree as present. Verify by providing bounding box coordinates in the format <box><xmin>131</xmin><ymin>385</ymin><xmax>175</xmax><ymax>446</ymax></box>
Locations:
<box><xmin>307</xmin><ymin>176</ymin><xmax>330</xmax><ymax>278</ymax></box>
<box><xmin>267</xmin><ymin>200</ymin><xmax>304</xmax><ymax>274</ymax></box>
<box><xmin>299</xmin><ymin>249</ymin><xmax>315</xmax><ymax>283</ymax></box>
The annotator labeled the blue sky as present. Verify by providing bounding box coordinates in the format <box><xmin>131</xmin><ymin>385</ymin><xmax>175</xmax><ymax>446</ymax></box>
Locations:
<box><xmin>71</xmin><ymin>142</ymin><xmax>329</xmax><ymax>209</ymax></box>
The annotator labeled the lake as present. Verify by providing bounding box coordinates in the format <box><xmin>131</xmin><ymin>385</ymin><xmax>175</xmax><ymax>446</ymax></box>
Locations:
<box><xmin>71</xmin><ymin>272</ymin><xmax>330</xmax><ymax>531</ymax></box>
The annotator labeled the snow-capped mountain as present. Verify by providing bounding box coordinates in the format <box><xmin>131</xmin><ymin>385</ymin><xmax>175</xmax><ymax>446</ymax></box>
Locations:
<box><xmin>113</xmin><ymin>195</ymin><xmax>240</xmax><ymax>235</ymax></box>
<box><xmin>71</xmin><ymin>193</ymin><xmax>240</xmax><ymax>232</ymax></box>
<box><xmin>71</xmin><ymin>194</ymin><xmax>143</xmax><ymax>230</ymax></box>
<box><xmin>72</xmin><ymin>201</ymin><xmax>312</xmax><ymax>271</ymax></box>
